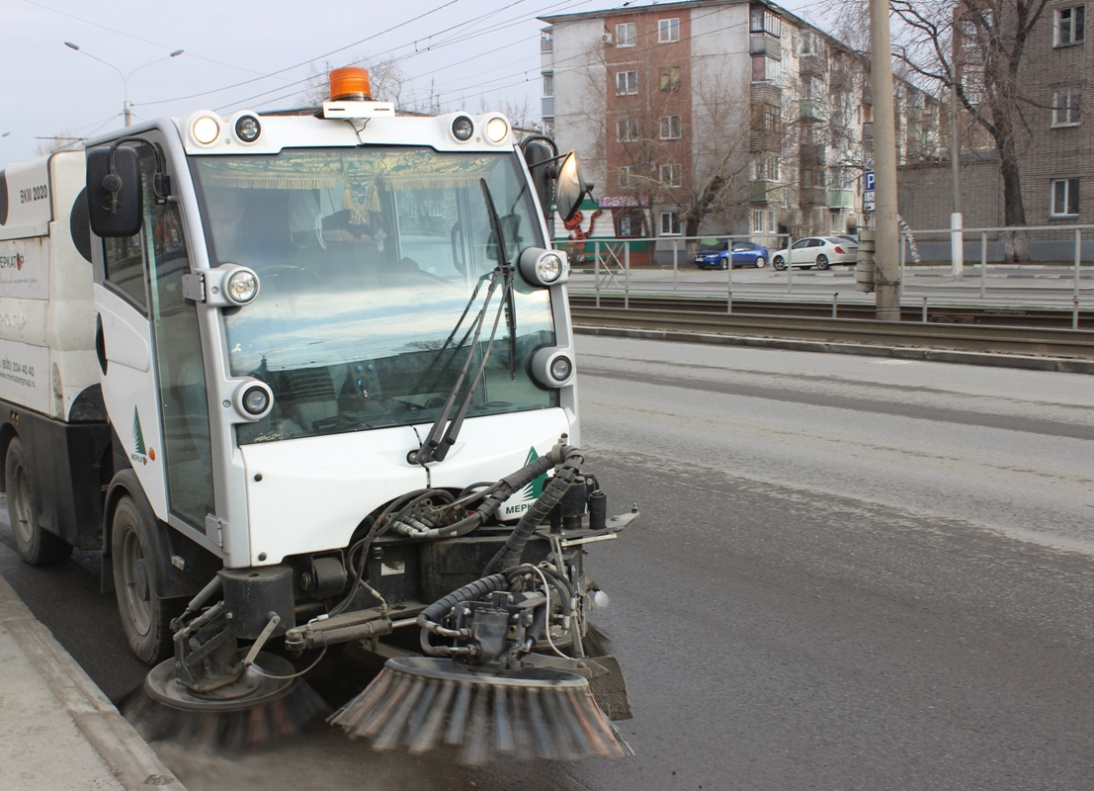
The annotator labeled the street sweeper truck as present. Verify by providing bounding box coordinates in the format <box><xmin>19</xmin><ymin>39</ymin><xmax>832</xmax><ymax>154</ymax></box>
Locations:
<box><xmin>0</xmin><ymin>67</ymin><xmax>635</xmax><ymax>763</ymax></box>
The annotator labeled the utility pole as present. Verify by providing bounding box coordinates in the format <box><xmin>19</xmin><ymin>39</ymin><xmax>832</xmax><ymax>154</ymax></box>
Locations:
<box><xmin>869</xmin><ymin>0</ymin><xmax>901</xmax><ymax>321</ymax></box>
<box><xmin>950</xmin><ymin>74</ymin><xmax>964</xmax><ymax>278</ymax></box>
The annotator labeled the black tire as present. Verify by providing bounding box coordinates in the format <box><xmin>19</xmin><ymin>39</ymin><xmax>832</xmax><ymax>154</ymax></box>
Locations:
<box><xmin>773</xmin><ymin>256</ymin><xmax>787</xmax><ymax>271</ymax></box>
<box><xmin>5</xmin><ymin>438</ymin><xmax>72</xmax><ymax>565</ymax></box>
<box><xmin>112</xmin><ymin>496</ymin><xmax>175</xmax><ymax>665</ymax></box>
<box><xmin>815</xmin><ymin>254</ymin><xmax>830</xmax><ymax>270</ymax></box>
<box><xmin>720</xmin><ymin>258</ymin><xmax>729</xmax><ymax>271</ymax></box>
<box><xmin>754</xmin><ymin>257</ymin><xmax>766</xmax><ymax>268</ymax></box>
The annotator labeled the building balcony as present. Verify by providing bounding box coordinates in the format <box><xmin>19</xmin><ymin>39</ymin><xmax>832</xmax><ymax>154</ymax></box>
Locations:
<box><xmin>750</xmin><ymin>82</ymin><xmax>783</xmax><ymax>106</ymax></box>
<box><xmin>800</xmin><ymin>99</ymin><xmax>827</xmax><ymax>123</ymax></box>
<box><xmin>750</xmin><ymin>32</ymin><xmax>782</xmax><ymax>59</ymax></box>
<box><xmin>800</xmin><ymin>186</ymin><xmax>828</xmax><ymax>206</ymax></box>
<box><xmin>829</xmin><ymin>189</ymin><xmax>856</xmax><ymax>209</ymax></box>
<box><xmin>799</xmin><ymin>54</ymin><xmax>826</xmax><ymax>78</ymax></box>
<box><xmin>750</xmin><ymin>180</ymin><xmax>785</xmax><ymax>204</ymax></box>
<box><xmin>800</xmin><ymin>143</ymin><xmax>826</xmax><ymax>165</ymax></box>
<box><xmin>750</xmin><ymin>132</ymin><xmax>780</xmax><ymax>153</ymax></box>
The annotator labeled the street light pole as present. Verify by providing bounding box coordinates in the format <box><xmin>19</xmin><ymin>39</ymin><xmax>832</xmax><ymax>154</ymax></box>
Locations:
<box><xmin>64</xmin><ymin>42</ymin><xmax>184</xmax><ymax>127</ymax></box>
<box><xmin>868</xmin><ymin>0</ymin><xmax>901</xmax><ymax>321</ymax></box>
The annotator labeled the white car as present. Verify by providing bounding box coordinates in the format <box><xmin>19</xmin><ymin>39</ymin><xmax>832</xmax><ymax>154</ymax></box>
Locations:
<box><xmin>771</xmin><ymin>237</ymin><xmax>859</xmax><ymax>270</ymax></box>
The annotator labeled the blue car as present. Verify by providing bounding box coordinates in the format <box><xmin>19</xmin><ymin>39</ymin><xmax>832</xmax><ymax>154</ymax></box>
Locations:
<box><xmin>693</xmin><ymin>240</ymin><xmax>768</xmax><ymax>270</ymax></box>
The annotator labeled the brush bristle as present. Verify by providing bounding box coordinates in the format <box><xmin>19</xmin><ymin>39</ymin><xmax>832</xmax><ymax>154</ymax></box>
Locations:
<box><xmin>123</xmin><ymin>680</ymin><xmax>331</xmax><ymax>750</ymax></box>
<box><xmin>330</xmin><ymin>657</ymin><xmax>632</xmax><ymax>765</ymax></box>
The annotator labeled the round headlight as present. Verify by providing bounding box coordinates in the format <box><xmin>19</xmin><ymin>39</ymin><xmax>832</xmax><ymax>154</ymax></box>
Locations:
<box><xmin>549</xmin><ymin>355</ymin><xmax>573</xmax><ymax>382</ymax></box>
<box><xmin>242</xmin><ymin>386</ymin><xmax>270</xmax><ymax>415</ymax></box>
<box><xmin>485</xmin><ymin>116</ymin><xmax>509</xmax><ymax>143</ymax></box>
<box><xmin>226</xmin><ymin>269</ymin><xmax>259</xmax><ymax>304</ymax></box>
<box><xmin>452</xmin><ymin>115</ymin><xmax>474</xmax><ymax>141</ymax></box>
<box><xmin>234</xmin><ymin>380</ymin><xmax>274</xmax><ymax>420</ymax></box>
<box><xmin>234</xmin><ymin>114</ymin><xmax>261</xmax><ymax>143</ymax></box>
<box><xmin>536</xmin><ymin>251</ymin><xmax>564</xmax><ymax>283</ymax></box>
<box><xmin>518</xmin><ymin>247</ymin><xmax>569</xmax><ymax>287</ymax></box>
<box><xmin>191</xmin><ymin>114</ymin><xmax>221</xmax><ymax>145</ymax></box>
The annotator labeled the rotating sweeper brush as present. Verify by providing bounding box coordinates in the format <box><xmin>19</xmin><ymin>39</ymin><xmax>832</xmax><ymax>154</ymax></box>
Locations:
<box><xmin>331</xmin><ymin>657</ymin><xmax>630</xmax><ymax>764</ymax></box>
<box><xmin>330</xmin><ymin>567</ymin><xmax>632</xmax><ymax>764</ymax></box>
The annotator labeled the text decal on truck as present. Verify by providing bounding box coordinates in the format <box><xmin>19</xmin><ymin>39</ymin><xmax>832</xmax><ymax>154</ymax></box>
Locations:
<box><xmin>503</xmin><ymin>447</ymin><xmax>548</xmax><ymax>517</ymax></box>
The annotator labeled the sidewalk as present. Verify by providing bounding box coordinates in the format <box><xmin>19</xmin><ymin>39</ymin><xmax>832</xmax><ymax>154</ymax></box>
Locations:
<box><xmin>0</xmin><ymin>573</ymin><xmax>185</xmax><ymax>791</ymax></box>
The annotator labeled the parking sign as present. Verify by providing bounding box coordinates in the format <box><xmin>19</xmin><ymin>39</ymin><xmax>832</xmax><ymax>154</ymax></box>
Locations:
<box><xmin>864</xmin><ymin>170</ymin><xmax>875</xmax><ymax>191</ymax></box>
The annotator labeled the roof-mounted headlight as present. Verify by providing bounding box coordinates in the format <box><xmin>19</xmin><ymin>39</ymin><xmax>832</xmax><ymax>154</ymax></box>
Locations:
<box><xmin>233</xmin><ymin>114</ymin><xmax>262</xmax><ymax>143</ymax></box>
<box><xmin>531</xmin><ymin>347</ymin><xmax>575</xmax><ymax>388</ymax></box>
<box><xmin>484</xmin><ymin>115</ymin><xmax>510</xmax><ymax>144</ymax></box>
<box><xmin>451</xmin><ymin>115</ymin><xmax>474</xmax><ymax>141</ymax></box>
<box><xmin>189</xmin><ymin>112</ymin><xmax>222</xmax><ymax>146</ymax></box>
<box><xmin>518</xmin><ymin>247</ymin><xmax>569</xmax><ymax>287</ymax></box>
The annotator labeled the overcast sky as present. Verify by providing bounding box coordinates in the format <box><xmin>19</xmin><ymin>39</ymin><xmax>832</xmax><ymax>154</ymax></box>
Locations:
<box><xmin>1</xmin><ymin>0</ymin><xmax>826</xmax><ymax>165</ymax></box>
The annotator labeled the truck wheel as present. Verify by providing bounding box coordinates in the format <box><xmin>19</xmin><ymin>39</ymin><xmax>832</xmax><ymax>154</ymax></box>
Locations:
<box><xmin>5</xmin><ymin>438</ymin><xmax>72</xmax><ymax>565</ymax></box>
<box><xmin>112</xmin><ymin>496</ymin><xmax>174</xmax><ymax>664</ymax></box>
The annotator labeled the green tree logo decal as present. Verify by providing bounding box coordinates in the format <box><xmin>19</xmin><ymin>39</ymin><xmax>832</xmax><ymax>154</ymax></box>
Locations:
<box><xmin>133</xmin><ymin>407</ymin><xmax>146</xmax><ymax>456</ymax></box>
<box><xmin>521</xmin><ymin>446</ymin><xmax>546</xmax><ymax>500</ymax></box>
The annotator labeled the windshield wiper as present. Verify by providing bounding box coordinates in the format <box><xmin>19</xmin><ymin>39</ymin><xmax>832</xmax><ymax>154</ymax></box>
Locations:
<box><xmin>411</xmin><ymin>179</ymin><xmax>515</xmax><ymax>466</ymax></box>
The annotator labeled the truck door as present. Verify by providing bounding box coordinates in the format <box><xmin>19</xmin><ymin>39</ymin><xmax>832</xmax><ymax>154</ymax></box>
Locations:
<box><xmin>96</xmin><ymin>141</ymin><xmax>214</xmax><ymax>529</ymax></box>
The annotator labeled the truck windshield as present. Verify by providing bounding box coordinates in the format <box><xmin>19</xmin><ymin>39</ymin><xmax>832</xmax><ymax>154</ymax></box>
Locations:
<box><xmin>191</xmin><ymin>147</ymin><xmax>557</xmax><ymax>444</ymax></box>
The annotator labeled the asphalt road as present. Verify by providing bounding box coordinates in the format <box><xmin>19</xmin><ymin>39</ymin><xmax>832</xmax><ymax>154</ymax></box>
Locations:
<box><xmin>2</xmin><ymin>337</ymin><xmax>1093</xmax><ymax>790</ymax></box>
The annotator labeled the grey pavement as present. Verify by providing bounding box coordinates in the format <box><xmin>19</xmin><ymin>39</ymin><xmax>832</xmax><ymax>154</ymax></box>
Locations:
<box><xmin>0</xmin><ymin>573</ymin><xmax>184</xmax><ymax>791</ymax></box>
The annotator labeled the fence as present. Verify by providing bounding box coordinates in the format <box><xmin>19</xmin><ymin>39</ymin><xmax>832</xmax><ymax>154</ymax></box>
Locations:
<box><xmin>566</xmin><ymin>226</ymin><xmax>1093</xmax><ymax>328</ymax></box>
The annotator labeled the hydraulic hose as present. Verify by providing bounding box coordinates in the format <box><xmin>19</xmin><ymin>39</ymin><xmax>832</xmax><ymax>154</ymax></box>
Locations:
<box><xmin>482</xmin><ymin>445</ymin><xmax>584</xmax><ymax>576</ymax></box>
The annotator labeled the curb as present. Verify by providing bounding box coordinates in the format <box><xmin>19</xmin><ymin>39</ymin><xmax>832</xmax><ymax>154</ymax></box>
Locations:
<box><xmin>0</xmin><ymin>574</ymin><xmax>185</xmax><ymax>791</ymax></box>
<box><xmin>574</xmin><ymin>324</ymin><xmax>1094</xmax><ymax>375</ymax></box>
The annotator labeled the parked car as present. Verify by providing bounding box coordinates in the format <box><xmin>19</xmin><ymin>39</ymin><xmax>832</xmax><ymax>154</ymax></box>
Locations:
<box><xmin>693</xmin><ymin>240</ymin><xmax>769</xmax><ymax>269</ymax></box>
<box><xmin>770</xmin><ymin>237</ymin><xmax>859</xmax><ymax>270</ymax></box>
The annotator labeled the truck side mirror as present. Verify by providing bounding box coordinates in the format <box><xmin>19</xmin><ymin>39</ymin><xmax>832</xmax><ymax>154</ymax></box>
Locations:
<box><xmin>554</xmin><ymin>151</ymin><xmax>587</xmax><ymax>224</ymax></box>
<box><xmin>521</xmin><ymin>138</ymin><xmax>555</xmax><ymax>223</ymax></box>
<box><xmin>86</xmin><ymin>146</ymin><xmax>142</xmax><ymax>237</ymax></box>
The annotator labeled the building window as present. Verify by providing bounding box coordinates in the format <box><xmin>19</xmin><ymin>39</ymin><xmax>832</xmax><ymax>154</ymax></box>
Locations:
<box><xmin>659</xmin><ymin>66</ymin><xmax>681</xmax><ymax>92</ymax></box>
<box><xmin>659</xmin><ymin>114</ymin><xmax>681</xmax><ymax>139</ymax></box>
<box><xmin>750</xmin><ymin>7</ymin><xmax>781</xmax><ymax>36</ymax></box>
<box><xmin>616</xmin><ymin>70</ymin><xmax>638</xmax><ymax>95</ymax></box>
<box><xmin>1050</xmin><ymin>178</ymin><xmax>1080</xmax><ymax>216</ymax></box>
<box><xmin>616</xmin><ymin>22</ymin><xmax>636</xmax><ymax>47</ymax></box>
<box><xmin>660</xmin><ymin>163</ymin><xmax>682</xmax><ymax>188</ymax></box>
<box><xmin>618</xmin><ymin>166</ymin><xmax>636</xmax><ymax>189</ymax></box>
<box><xmin>659</xmin><ymin>211</ymin><xmax>682</xmax><ymax>235</ymax></box>
<box><xmin>542</xmin><ymin>72</ymin><xmax>554</xmax><ymax>97</ymax></box>
<box><xmin>1053</xmin><ymin>86</ymin><xmax>1082</xmax><ymax>126</ymax></box>
<box><xmin>752</xmin><ymin>55</ymin><xmax>782</xmax><ymax>82</ymax></box>
<box><xmin>1055</xmin><ymin>6</ymin><xmax>1085</xmax><ymax>46</ymax></box>
<box><xmin>659</xmin><ymin>18</ymin><xmax>680</xmax><ymax>43</ymax></box>
<box><xmin>617</xmin><ymin>117</ymin><xmax>640</xmax><ymax>142</ymax></box>
<box><xmin>752</xmin><ymin>209</ymin><xmax>766</xmax><ymax>233</ymax></box>
<box><xmin>753</xmin><ymin>155</ymin><xmax>779</xmax><ymax>181</ymax></box>
<box><xmin>540</xmin><ymin>30</ymin><xmax>553</xmax><ymax>53</ymax></box>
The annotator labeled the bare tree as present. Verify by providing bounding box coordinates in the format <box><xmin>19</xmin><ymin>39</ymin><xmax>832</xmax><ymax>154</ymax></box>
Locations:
<box><xmin>887</xmin><ymin>0</ymin><xmax>1052</xmax><ymax>261</ymax></box>
<box><xmin>570</xmin><ymin>38</ymin><xmax>770</xmax><ymax>253</ymax></box>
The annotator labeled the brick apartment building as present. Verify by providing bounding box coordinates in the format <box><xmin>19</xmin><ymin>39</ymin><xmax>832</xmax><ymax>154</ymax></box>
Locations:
<box><xmin>539</xmin><ymin>0</ymin><xmax>941</xmax><ymax>253</ymax></box>
<box><xmin>898</xmin><ymin>0</ymin><xmax>1091</xmax><ymax>237</ymax></box>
